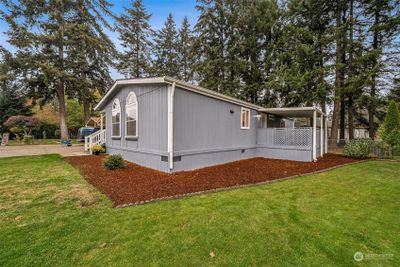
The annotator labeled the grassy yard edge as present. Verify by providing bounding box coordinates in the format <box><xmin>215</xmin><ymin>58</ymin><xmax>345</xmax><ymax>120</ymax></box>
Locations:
<box><xmin>113</xmin><ymin>159</ymin><xmax>369</xmax><ymax>208</ymax></box>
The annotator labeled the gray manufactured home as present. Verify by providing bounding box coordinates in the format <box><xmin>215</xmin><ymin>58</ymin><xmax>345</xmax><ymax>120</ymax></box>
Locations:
<box><xmin>88</xmin><ymin>77</ymin><xmax>327</xmax><ymax>172</ymax></box>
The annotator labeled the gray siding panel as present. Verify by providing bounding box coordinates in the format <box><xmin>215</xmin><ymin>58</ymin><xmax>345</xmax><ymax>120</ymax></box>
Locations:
<box><xmin>104</xmin><ymin>84</ymin><xmax>168</xmax><ymax>170</ymax></box>
<box><xmin>257</xmin><ymin>147</ymin><xmax>312</xmax><ymax>162</ymax></box>
<box><xmin>173</xmin><ymin>148</ymin><xmax>257</xmax><ymax>172</ymax></box>
<box><xmin>173</xmin><ymin>87</ymin><xmax>258</xmax><ymax>154</ymax></box>
<box><xmin>107</xmin><ymin>147</ymin><xmax>169</xmax><ymax>172</ymax></box>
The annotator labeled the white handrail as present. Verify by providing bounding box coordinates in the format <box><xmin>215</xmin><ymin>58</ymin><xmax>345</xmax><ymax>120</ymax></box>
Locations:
<box><xmin>85</xmin><ymin>129</ymin><xmax>106</xmax><ymax>152</ymax></box>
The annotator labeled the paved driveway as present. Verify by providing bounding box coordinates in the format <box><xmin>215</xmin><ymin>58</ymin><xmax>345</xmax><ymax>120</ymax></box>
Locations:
<box><xmin>0</xmin><ymin>145</ymin><xmax>86</xmax><ymax>158</ymax></box>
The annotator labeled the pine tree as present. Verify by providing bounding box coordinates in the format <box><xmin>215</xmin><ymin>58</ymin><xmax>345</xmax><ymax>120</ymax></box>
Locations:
<box><xmin>361</xmin><ymin>0</ymin><xmax>400</xmax><ymax>139</ymax></box>
<box><xmin>152</xmin><ymin>13</ymin><xmax>179</xmax><ymax>77</ymax></box>
<box><xmin>1</xmin><ymin>0</ymin><xmax>115</xmax><ymax>137</ymax></box>
<box><xmin>116</xmin><ymin>0</ymin><xmax>153</xmax><ymax>78</ymax></box>
<box><xmin>176</xmin><ymin>17</ymin><xmax>194</xmax><ymax>82</ymax></box>
<box><xmin>382</xmin><ymin>100</ymin><xmax>400</xmax><ymax>146</ymax></box>
<box><xmin>266</xmin><ymin>0</ymin><xmax>333</xmax><ymax>108</ymax></box>
<box><xmin>194</xmin><ymin>0</ymin><xmax>229</xmax><ymax>93</ymax></box>
<box><xmin>67</xmin><ymin>0</ymin><xmax>116</xmax><ymax>123</ymax></box>
<box><xmin>237</xmin><ymin>0</ymin><xmax>281</xmax><ymax>105</ymax></box>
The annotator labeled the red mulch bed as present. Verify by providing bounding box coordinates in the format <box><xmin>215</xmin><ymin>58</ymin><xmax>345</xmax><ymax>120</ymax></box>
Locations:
<box><xmin>64</xmin><ymin>154</ymin><xmax>360</xmax><ymax>207</ymax></box>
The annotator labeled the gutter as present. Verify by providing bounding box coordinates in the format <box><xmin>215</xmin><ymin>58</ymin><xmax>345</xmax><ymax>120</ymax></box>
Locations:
<box><xmin>167</xmin><ymin>81</ymin><xmax>176</xmax><ymax>171</ymax></box>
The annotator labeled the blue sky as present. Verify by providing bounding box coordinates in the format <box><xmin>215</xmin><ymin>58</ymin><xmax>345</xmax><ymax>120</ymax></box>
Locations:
<box><xmin>0</xmin><ymin>0</ymin><xmax>199</xmax><ymax>79</ymax></box>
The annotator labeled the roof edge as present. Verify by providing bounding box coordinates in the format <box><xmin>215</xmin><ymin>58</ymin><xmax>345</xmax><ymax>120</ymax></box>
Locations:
<box><xmin>94</xmin><ymin>76</ymin><xmax>262</xmax><ymax>111</ymax></box>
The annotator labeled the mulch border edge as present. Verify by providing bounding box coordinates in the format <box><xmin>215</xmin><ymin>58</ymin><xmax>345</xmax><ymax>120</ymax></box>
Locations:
<box><xmin>115</xmin><ymin>159</ymin><xmax>369</xmax><ymax>208</ymax></box>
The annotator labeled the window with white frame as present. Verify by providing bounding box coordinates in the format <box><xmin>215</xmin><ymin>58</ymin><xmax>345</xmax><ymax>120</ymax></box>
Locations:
<box><xmin>125</xmin><ymin>92</ymin><xmax>138</xmax><ymax>138</ymax></box>
<box><xmin>241</xmin><ymin>107</ymin><xmax>250</xmax><ymax>129</ymax></box>
<box><xmin>111</xmin><ymin>98</ymin><xmax>121</xmax><ymax>137</ymax></box>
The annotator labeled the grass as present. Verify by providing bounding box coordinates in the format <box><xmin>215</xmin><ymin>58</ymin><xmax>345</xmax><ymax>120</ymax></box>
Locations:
<box><xmin>7</xmin><ymin>138</ymin><xmax>82</xmax><ymax>146</ymax></box>
<box><xmin>0</xmin><ymin>155</ymin><xmax>399</xmax><ymax>266</ymax></box>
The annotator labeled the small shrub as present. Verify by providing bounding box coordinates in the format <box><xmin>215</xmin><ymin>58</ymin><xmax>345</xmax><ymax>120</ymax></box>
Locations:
<box><xmin>103</xmin><ymin>154</ymin><xmax>125</xmax><ymax>170</ymax></box>
<box><xmin>344</xmin><ymin>139</ymin><xmax>372</xmax><ymax>159</ymax></box>
<box><xmin>91</xmin><ymin>144</ymin><xmax>105</xmax><ymax>155</ymax></box>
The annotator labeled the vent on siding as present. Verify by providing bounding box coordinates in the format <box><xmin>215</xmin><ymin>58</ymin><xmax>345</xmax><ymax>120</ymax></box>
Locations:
<box><xmin>173</xmin><ymin>156</ymin><xmax>182</xmax><ymax>162</ymax></box>
<box><xmin>161</xmin><ymin>156</ymin><xmax>182</xmax><ymax>162</ymax></box>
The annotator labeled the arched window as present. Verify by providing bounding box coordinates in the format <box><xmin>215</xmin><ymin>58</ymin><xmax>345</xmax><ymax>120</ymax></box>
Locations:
<box><xmin>111</xmin><ymin>99</ymin><xmax>121</xmax><ymax>137</ymax></box>
<box><xmin>125</xmin><ymin>92</ymin><xmax>138</xmax><ymax>138</ymax></box>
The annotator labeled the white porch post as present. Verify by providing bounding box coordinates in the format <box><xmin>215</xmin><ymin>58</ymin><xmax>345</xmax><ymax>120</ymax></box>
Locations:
<box><xmin>320</xmin><ymin>114</ymin><xmax>324</xmax><ymax>157</ymax></box>
<box><xmin>325</xmin><ymin>116</ymin><xmax>328</xmax><ymax>153</ymax></box>
<box><xmin>100</xmin><ymin>112</ymin><xmax>103</xmax><ymax>130</ymax></box>
<box><xmin>312</xmin><ymin>110</ymin><xmax>317</xmax><ymax>161</ymax></box>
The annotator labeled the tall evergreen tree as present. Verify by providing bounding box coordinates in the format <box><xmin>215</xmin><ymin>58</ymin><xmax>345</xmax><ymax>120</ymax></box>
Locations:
<box><xmin>0</xmin><ymin>0</ymin><xmax>115</xmax><ymax>137</ymax></box>
<box><xmin>116</xmin><ymin>0</ymin><xmax>153</xmax><ymax>78</ymax></box>
<box><xmin>67</xmin><ymin>0</ymin><xmax>116</xmax><ymax>123</ymax></box>
<box><xmin>266</xmin><ymin>0</ymin><xmax>332</xmax><ymax>109</ymax></box>
<box><xmin>176</xmin><ymin>16</ymin><xmax>194</xmax><ymax>82</ymax></box>
<box><xmin>238</xmin><ymin>0</ymin><xmax>281</xmax><ymax>105</ymax></box>
<box><xmin>361</xmin><ymin>0</ymin><xmax>400</xmax><ymax>139</ymax></box>
<box><xmin>152</xmin><ymin>13</ymin><xmax>179</xmax><ymax>77</ymax></box>
<box><xmin>330</xmin><ymin>0</ymin><xmax>347</xmax><ymax>146</ymax></box>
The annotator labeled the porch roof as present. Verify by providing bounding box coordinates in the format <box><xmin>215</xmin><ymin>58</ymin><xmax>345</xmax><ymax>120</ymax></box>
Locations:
<box><xmin>259</xmin><ymin>107</ymin><xmax>325</xmax><ymax>117</ymax></box>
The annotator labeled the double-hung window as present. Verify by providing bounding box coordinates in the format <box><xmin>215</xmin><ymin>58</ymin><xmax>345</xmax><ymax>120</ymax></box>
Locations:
<box><xmin>111</xmin><ymin>99</ymin><xmax>121</xmax><ymax>137</ymax></box>
<box><xmin>125</xmin><ymin>92</ymin><xmax>138</xmax><ymax>138</ymax></box>
<box><xmin>241</xmin><ymin>107</ymin><xmax>250</xmax><ymax>129</ymax></box>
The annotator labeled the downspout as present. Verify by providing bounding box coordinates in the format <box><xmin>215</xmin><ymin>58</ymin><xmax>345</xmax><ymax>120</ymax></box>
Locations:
<box><xmin>167</xmin><ymin>82</ymin><xmax>176</xmax><ymax>171</ymax></box>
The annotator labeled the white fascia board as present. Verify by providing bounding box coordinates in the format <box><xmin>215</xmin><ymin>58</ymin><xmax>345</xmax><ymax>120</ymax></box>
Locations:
<box><xmin>94</xmin><ymin>77</ymin><xmax>166</xmax><ymax>111</ymax></box>
<box><xmin>259</xmin><ymin>107</ymin><xmax>326</xmax><ymax>116</ymax></box>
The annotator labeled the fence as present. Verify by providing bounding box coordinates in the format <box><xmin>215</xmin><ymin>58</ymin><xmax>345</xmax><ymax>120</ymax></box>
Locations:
<box><xmin>257</xmin><ymin>128</ymin><xmax>313</xmax><ymax>149</ymax></box>
<box><xmin>371</xmin><ymin>142</ymin><xmax>400</xmax><ymax>160</ymax></box>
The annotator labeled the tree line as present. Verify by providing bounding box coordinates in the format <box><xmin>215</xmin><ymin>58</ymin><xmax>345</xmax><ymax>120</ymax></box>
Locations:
<box><xmin>0</xmin><ymin>0</ymin><xmax>399</xmax><ymax>145</ymax></box>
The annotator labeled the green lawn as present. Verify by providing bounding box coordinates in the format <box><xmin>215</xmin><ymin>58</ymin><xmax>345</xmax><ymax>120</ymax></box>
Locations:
<box><xmin>0</xmin><ymin>155</ymin><xmax>399</xmax><ymax>266</ymax></box>
<box><xmin>7</xmin><ymin>138</ymin><xmax>82</xmax><ymax>146</ymax></box>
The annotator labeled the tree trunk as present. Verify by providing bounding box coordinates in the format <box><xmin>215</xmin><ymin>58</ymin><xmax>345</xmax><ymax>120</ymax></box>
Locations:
<box><xmin>83</xmin><ymin>99</ymin><xmax>91</xmax><ymax>124</ymax></box>
<box><xmin>331</xmin><ymin>0</ymin><xmax>344</xmax><ymax>148</ymax></box>
<box><xmin>339</xmin><ymin>4</ymin><xmax>347</xmax><ymax>142</ymax></box>
<box><xmin>57</xmin><ymin>85</ymin><xmax>69</xmax><ymax>140</ymax></box>
<box><xmin>369</xmin><ymin>10</ymin><xmax>379</xmax><ymax>140</ymax></box>
<box><xmin>348</xmin><ymin>0</ymin><xmax>355</xmax><ymax>140</ymax></box>
<box><xmin>57</xmin><ymin>1</ymin><xmax>69</xmax><ymax>140</ymax></box>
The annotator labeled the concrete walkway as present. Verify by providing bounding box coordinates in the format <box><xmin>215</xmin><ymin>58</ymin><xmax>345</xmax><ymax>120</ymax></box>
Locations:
<box><xmin>0</xmin><ymin>144</ymin><xmax>86</xmax><ymax>158</ymax></box>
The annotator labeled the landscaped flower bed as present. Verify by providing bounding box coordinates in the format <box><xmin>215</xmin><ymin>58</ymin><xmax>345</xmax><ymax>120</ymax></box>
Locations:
<box><xmin>64</xmin><ymin>154</ymin><xmax>360</xmax><ymax>207</ymax></box>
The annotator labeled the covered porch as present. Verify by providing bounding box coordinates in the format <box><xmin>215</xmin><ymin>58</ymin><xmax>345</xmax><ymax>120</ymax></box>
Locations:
<box><xmin>257</xmin><ymin>107</ymin><xmax>327</xmax><ymax>161</ymax></box>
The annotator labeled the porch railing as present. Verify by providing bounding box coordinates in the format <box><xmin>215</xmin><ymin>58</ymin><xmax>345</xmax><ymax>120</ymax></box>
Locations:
<box><xmin>257</xmin><ymin>127</ymin><xmax>312</xmax><ymax>149</ymax></box>
<box><xmin>84</xmin><ymin>129</ymin><xmax>106</xmax><ymax>152</ymax></box>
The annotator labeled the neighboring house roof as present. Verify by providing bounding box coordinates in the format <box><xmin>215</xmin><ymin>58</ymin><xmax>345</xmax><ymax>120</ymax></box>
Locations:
<box><xmin>94</xmin><ymin>76</ymin><xmax>262</xmax><ymax>111</ymax></box>
<box><xmin>85</xmin><ymin>117</ymin><xmax>101</xmax><ymax>127</ymax></box>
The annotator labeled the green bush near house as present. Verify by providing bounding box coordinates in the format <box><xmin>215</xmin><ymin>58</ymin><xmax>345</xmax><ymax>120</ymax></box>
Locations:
<box><xmin>343</xmin><ymin>139</ymin><xmax>372</xmax><ymax>159</ymax></box>
<box><xmin>103</xmin><ymin>154</ymin><xmax>125</xmax><ymax>170</ymax></box>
